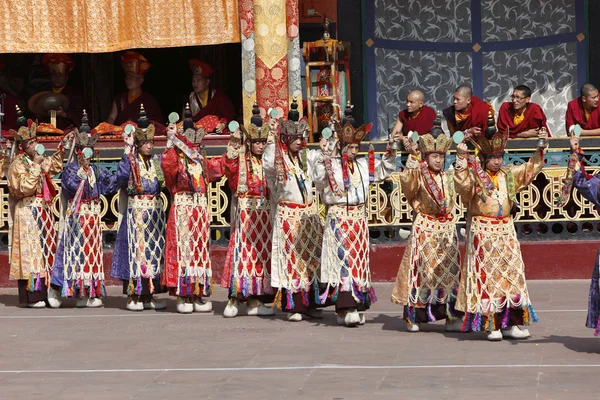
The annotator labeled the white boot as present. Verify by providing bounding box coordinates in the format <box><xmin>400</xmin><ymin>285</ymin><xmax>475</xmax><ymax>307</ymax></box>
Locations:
<box><xmin>193</xmin><ymin>297</ymin><xmax>213</xmax><ymax>312</ymax></box>
<box><xmin>27</xmin><ymin>301</ymin><xmax>46</xmax><ymax>308</ymax></box>
<box><xmin>336</xmin><ymin>312</ymin><xmax>346</xmax><ymax>325</ymax></box>
<box><xmin>445</xmin><ymin>319</ymin><xmax>464</xmax><ymax>332</ymax></box>
<box><xmin>487</xmin><ymin>330</ymin><xmax>503</xmax><ymax>341</ymax></box>
<box><xmin>287</xmin><ymin>312</ymin><xmax>302</xmax><ymax>322</ymax></box>
<box><xmin>223</xmin><ymin>299</ymin><xmax>239</xmax><ymax>318</ymax></box>
<box><xmin>86</xmin><ymin>298</ymin><xmax>103</xmax><ymax>308</ymax></box>
<box><xmin>75</xmin><ymin>298</ymin><xmax>88</xmax><ymax>308</ymax></box>
<box><xmin>344</xmin><ymin>309</ymin><xmax>360</xmax><ymax>327</ymax></box>
<box><xmin>144</xmin><ymin>297</ymin><xmax>167</xmax><ymax>310</ymax></box>
<box><xmin>47</xmin><ymin>287</ymin><xmax>62</xmax><ymax>309</ymax></box>
<box><xmin>126</xmin><ymin>297</ymin><xmax>144</xmax><ymax>311</ymax></box>
<box><xmin>176</xmin><ymin>297</ymin><xmax>193</xmax><ymax>314</ymax></box>
<box><xmin>247</xmin><ymin>298</ymin><xmax>275</xmax><ymax>316</ymax></box>
<box><xmin>406</xmin><ymin>322</ymin><xmax>420</xmax><ymax>332</ymax></box>
<box><xmin>358</xmin><ymin>312</ymin><xmax>366</xmax><ymax>325</ymax></box>
<box><xmin>501</xmin><ymin>325</ymin><xmax>531</xmax><ymax>339</ymax></box>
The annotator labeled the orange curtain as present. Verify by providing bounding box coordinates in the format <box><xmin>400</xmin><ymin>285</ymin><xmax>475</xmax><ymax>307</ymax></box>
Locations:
<box><xmin>0</xmin><ymin>0</ymin><xmax>240</xmax><ymax>53</ymax></box>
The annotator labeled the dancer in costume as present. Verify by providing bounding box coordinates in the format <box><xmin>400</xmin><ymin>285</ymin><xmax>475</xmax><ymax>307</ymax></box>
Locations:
<box><xmin>110</xmin><ymin>105</ymin><xmax>167</xmax><ymax>311</ymax></box>
<box><xmin>390</xmin><ymin>112</ymin><xmax>464</xmax><ymax>332</ymax></box>
<box><xmin>161</xmin><ymin>105</ymin><xmax>224</xmax><ymax>314</ymax></box>
<box><xmin>566</xmin><ymin>136</ymin><xmax>600</xmax><ymax>335</ymax></box>
<box><xmin>263</xmin><ymin>99</ymin><xmax>324</xmax><ymax>322</ymax></box>
<box><xmin>220</xmin><ymin>104</ymin><xmax>275</xmax><ymax>318</ymax></box>
<box><xmin>454</xmin><ymin>112</ymin><xmax>548</xmax><ymax>341</ymax></box>
<box><xmin>313</xmin><ymin>104</ymin><xmax>398</xmax><ymax>326</ymax></box>
<box><xmin>7</xmin><ymin>106</ymin><xmax>73</xmax><ymax>307</ymax></box>
<box><xmin>49</xmin><ymin>111</ymin><xmax>119</xmax><ymax>308</ymax></box>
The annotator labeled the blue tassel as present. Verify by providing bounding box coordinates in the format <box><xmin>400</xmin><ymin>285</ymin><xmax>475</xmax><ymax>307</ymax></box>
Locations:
<box><xmin>528</xmin><ymin>304</ymin><xmax>539</xmax><ymax>323</ymax></box>
<box><xmin>287</xmin><ymin>290</ymin><xmax>295</xmax><ymax>310</ymax></box>
<box><xmin>427</xmin><ymin>303</ymin><xmax>436</xmax><ymax>322</ymax></box>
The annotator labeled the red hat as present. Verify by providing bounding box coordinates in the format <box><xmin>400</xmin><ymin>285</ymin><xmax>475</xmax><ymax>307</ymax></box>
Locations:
<box><xmin>121</xmin><ymin>51</ymin><xmax>151</xmax><ymax>75</ymax></box>
<box><xmin>188</xmin><ymin>59</ymin><xmax>213</xmax><ymax>77</ymax></box>
<box><xmin>42</xmin><ymin>53</ymin><xmax>75</xmax><ymax>74</ymax></box>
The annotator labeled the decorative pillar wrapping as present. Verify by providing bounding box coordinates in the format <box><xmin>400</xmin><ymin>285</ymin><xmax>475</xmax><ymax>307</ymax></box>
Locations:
<box><xmin>239</xmin><ymin>0</ymin><xmax>258</xmax><ymax>125</ymax></box>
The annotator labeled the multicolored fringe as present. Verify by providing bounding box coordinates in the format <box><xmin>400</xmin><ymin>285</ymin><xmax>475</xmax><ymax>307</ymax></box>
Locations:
<box><xmin>27</xmin><ymin>272</ymin><xmax>47</xmax><ymax>293</ymax></box>
<box><xmin>316</xmin><ymin>282</ymin><xmax>377</xmax><ymax>308</ymax></box>
<box><xmin>60</xmin><ymin>278</ymin><xmax>106</xmax><ymax>299</ymax></box>
<box><xmin>461</xmin><ymin>304</ymin><xmax>539</xmax><ymax>332</ymax></box>
<box><xmin>420</xmin><ymin>162</ymin><xmax>449</xmax><ymax>214</ymax></box>
<box><xmin>405</xmin><ymin>301</ymin><xmax>459</xmax><ymax>325</ymax></box>
<box><xmin>228</xmin><ymin>276</ymin><xmax>271</xmax><ymax>300</ymax></box>
<box><xmin>127</xmin><ymin>275</ymin><xmax>161</xmax><ymax>296</ymax></box>
<box><xmin>272</xmin><ymin>287</ymin><xmax>313</xmax><ymax>310</ymax></box>
<box><xmin>176</xmin><ymin>275</ymin><xmax>213</xmax><ymax>297</ymax></box>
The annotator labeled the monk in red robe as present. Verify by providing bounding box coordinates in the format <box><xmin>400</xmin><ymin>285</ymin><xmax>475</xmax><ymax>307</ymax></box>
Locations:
<box><xmin>391</xmin><ymin>90</ymin><xmax>436</xmax><ymax>137</ymax></box>
<box><xmin>565</xmin><ymin>83</ymin><xmax>600</xmax><ymax>136</ymax></box>
<box><xmin>107</xmin><ymin>51</ymin><xmax>164</xmax><ymax>127</ymax></box>
<box><xmin>185</xmin><ymin>59</ymin><xmax>236</xmax><ymax>134</ymax></box>
<box><xmin>497</xmin><ymin>85</ymin><xmax>551</xmax><ymax>138</ymax></box>
<box><xmin>443</xmin><ymin>84</ymin><xmax>494</xmax><ymax>140</ymax></box>
<box><xmin>30</xmin><ymin>54</ymin><xmax>83</xmax><ymax>131</ymax></box>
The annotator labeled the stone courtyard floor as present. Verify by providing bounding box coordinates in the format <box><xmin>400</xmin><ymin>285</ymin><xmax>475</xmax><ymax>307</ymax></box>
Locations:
<box><xmin>0</xmin><ymin>280</ymin><xmax>598</xmax><ymax>399</ymax></box>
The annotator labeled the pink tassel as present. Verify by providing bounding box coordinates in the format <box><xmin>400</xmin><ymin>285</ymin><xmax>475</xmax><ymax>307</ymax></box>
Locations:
<box><xmin>368</xmin><ymin>144</ymin><xmax>375</xmax><ymax>183</ymax></box>
<box><xmin>342</xmin><ymin>152</ymin><xmax>349</xmax><ymax>190</ymax></box>
<box><xmin>34</xmin><ymin>273</ymin><xmax>41</xmax><ymax>291</ymax></box>
<box><xmin>501</xmin><ymin>307</ymin><xmax>510</xmax><ymax>329</ymax></box>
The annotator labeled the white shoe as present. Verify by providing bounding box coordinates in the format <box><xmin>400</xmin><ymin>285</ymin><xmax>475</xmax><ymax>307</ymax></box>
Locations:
<box><xmin>487</xmin><ymin>330</ymin><xmax>503</xmax><ymax>341</ymax></box>
<box><xmin>75</xmin><ymin>298</ymin><xmax>88</xmax><ymax>308</ymax></box>
<box><xmin>344</xmin><ymin>309</ymin><xmax>360</xmax><ymax>327</ymax></box>
<box><xmin>126</xmin><ymin>300</ymin><xmax>144</xmax><ymax>311</ymax></box>
<box><xmin>501</xmin><ymin>325</ymin><xmax>531</xmax><ymax>339</ymax></box>
<box><xmin>358</xmin><ymin>312</ymin><xmax>366</xmax><ymax>325</ymax></box>
<box><xmin>287</xmin><ymin>312</ymin><xmax>302</xmax><ymax>322</ymax></box>
<box><xmin>336</xmin><ymin>312</ymin><xmax>346</xmax><ymax>325</ymax></box>
<box><xmin>87</xmin><ymin>298</ymin><xmax>103</xmax><ymax>308</ymax></box>
<box><xmin>193</xmin><ymin>298</ymin><xmax>212</xmax><ymax>312</ymax></box>
<box><xmin>223</xmin><ymin>299</ymin><xmax>239</xmax><ymax>318</ymax></box>
<box><xmin>144</xmin><ymin>298</ymin><xmax>167</xmax><ymax>310</ymax></box>
<box><xmin>27</xmin><ymin>301</ymin><xmax>46</xmax><ymax>308</ymax></box>
<box><xmin>247</xmin><ymin>299</ymin><xmax>275</xmax><ymax>316</ymax></box>
<box><xmin>176</xmin><ymin>297</ymin><xmax>193</xmax><ymax>314</ymax></box>
<box><xmin>47</xmin><ymin>288</ymin><xmax>62</xmax><ymax>309</ymax></box>
<box><xmin>406</xmin><ymin>322</ymin><xmax>420</xmax><ymax>332</ymax></box>
<box><xmin>445</xmin><ymin>319</ymin><xmax>464</xmax><ymax>332</ymax></box>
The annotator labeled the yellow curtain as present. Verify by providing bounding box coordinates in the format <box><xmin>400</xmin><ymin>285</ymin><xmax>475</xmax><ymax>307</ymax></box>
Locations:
<box><xmin>0</xmin><ymin>0</ymin><xmax>240</xmax><ymax>53</ymax></box>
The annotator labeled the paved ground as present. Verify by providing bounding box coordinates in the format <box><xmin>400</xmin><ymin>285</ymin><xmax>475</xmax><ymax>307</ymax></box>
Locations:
<box><xmin>0</xmin><ymin>280</ymin><xmax>598</xmax><ymax>399</ymax></box>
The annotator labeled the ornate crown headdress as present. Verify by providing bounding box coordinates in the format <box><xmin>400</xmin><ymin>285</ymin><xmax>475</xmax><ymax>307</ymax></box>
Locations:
<box><xmin>9</xmin><ymin>106</ymin><xmax>37</xmax><ymax>142</ymax></box>
<box><xmin>180</xmin><ymin>103</ymin><xmax>205</xmax><ymax>144</ymax></box>
<box><xmin>473</xmin><ymin>110</ymin><xmax>507</xmax><ymax>157</ymax></box>
<box><xmin>134</xmin><ymin>104</ymin><xmax>155</xmax><ymax>142</ymax></box>
<box><xmin>334</xmin><ymin>102</ymin><xmax>372</xmax><ymax>144</ymax></box>
<box><xmin>240</xmin><ymin>103</ymin><xmax>269</xmax><ymax>142</ymax></box>
<box><xmin>417</xmin><ymin>110</ymin><xmax>452</xmax><ymax>154</ymax></box>
<box><xmin>279</xmin><ymin>98</ymin><xmax>308</xmax><ymax>139</ymax></box>
<box><xmin>74</xmin><ymin>110</ymin><xmax>100</xmax><ymax>148</ymax></box>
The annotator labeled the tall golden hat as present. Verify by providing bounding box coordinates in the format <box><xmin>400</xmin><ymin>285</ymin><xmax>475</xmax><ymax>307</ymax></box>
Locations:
<box><xmin>334</xmin><ymin>102</ymin><xmax>372</xmax><ymax>144</ymax></box>
<box><xmin>134</xmin><ymin>104</ymin><xmax>155</xmax><ymax>142</ymax></box>
<box><xmin>74</xmin><ymin>110</ymin><xmax>100</xmax><ymax>148</ymax></box>
<box><xmin>181</xmin><ymin>103</ymin><xmax>205</xmax><ymax>144</ymax></box>
<box><xmin>417</xmin><ymin>110</ymin><xmax>452</xmax><ymax>154</ymax></box>
<box><xmin>473</xmin><ymin>110</ymin><xmax>507</xmax><ymax>156</ymax></box>
<box><xmin>280</xmin><ymin>98</ymin><xmax>308</xmax><ymax>137</ymax></box>
<box><xmin>240</xmin><ymin>103</ymin><xmax>269</xmax><ymax>142</ymax></box>
<box><xmin>9</xmin><ymin>106</ymin><xmax>37</xmax><ymax>142</ymax></box>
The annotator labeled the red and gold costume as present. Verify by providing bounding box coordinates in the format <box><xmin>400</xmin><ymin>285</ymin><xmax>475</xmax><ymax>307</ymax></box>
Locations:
<box><xmin>220</xmin><ymin>105</ymin><xmax>273</xmax><ymax>303</ymax></box>
<box><xmin>454</xmin><ymin>115</ymin><xmax>545</xmax><ymax>333</ymax></box>
<box><xmin>7</xmin><ymin>109</ymin><xmax>68</xmax><ymax>306</ymax></box>
<box><xmin>161</xmin><ymin>106</ymin><xmax>223</xmax><ymax>310</ymax></box>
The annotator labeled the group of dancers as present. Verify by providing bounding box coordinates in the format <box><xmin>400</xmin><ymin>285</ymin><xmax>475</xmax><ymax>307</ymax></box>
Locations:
<box><xmin>3</xmin><ymin>81</ymin><xmax>600</xmax><ymax>341</ymax></box>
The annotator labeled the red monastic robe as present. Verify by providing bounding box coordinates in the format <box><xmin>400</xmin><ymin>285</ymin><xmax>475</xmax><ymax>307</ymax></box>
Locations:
<box><xmin>565</xmin><ymin>97</ymin><xmax>600</xmax><ymax>135</ymax></box>
<box><xmin>398</xmin><ymin>105</ymin><xmax>436</xmax><ymax>135</ymax></box>
<box><xmin>497</xmin><ymin>102</ymin><xmax>551</xmax><ymax>138</ymax></box>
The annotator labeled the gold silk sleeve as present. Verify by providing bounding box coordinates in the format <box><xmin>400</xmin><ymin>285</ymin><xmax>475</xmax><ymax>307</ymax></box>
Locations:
<box><xmin>45</xmin><ymin>148</ymin><xmax>65</xmax><ymax>176</ymax></box>
<box><xmin>509</xmin><ymin>148</ymin><xmax>545</xmax><ymax>192</ymax></box>
<box><xmin>7</xmin><ymin>159</ymin><xmax>42</xmax><ymax>200</ymax></box>
<box><xmin>453</xmin><ymin>158</ymin><xmax>475</xmax><ymax>206</ymax></box>
<box><xmin>399</xmin><ymin>165</ymin><xmax>421</xmax><ymax>205</ymax></box>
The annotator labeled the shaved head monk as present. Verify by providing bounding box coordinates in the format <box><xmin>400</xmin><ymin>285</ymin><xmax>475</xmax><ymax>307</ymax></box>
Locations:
<box><xmin>391</xmin><ymin>89</ymin><xmax>436</xmax><ymax>137</ymax></box>
<box><xmin>565</xmin><ymin>83</ymin><xmax>600</xmax><ymax>136</ymax></box>
<box><xmin>443</xmin><ymin>84</ymin><xmax>494</xmax><ymax>140</ymax></box>
<box><xmin>496</xmin><ymin>85</ymin><xmax>551</xmax><ymax>138</ymax></box>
